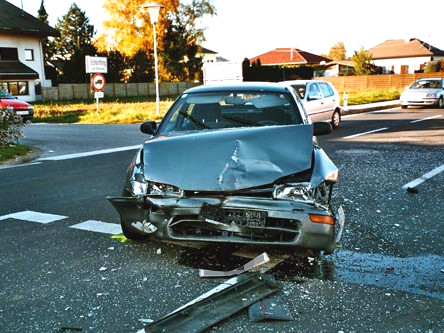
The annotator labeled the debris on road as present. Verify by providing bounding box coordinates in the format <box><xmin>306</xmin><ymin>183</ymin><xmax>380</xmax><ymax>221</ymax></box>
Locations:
<box><xmin>248</xmin><ymin>296</ymin><xmax>294</xmax><ymax>322</ymax></box>
<box><xmin>198</xmin><ymin>252</ymin><xmax>269</xmax><ymax>278</ymax></box>
<box><xmin>142</xmin><ymin>273</ymin><xmax>279</xmax><ymax>333</ymax></box>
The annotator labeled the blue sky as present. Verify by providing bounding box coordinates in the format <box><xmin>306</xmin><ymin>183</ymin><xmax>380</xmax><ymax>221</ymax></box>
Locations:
<box><xmin>9</xmin><ymin>0</ymin><xmax>444</xmax><ymax>62</ymax></box>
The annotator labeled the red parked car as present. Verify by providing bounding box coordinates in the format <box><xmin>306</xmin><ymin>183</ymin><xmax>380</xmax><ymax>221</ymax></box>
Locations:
<box><xmin>0</xmin><ymin>88</ymin><xmax>34</xmax><ymax>121</ymax></box>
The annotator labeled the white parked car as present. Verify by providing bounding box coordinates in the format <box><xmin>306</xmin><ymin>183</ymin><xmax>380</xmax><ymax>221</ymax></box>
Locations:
<box><xmin>281</xmin><ymin>80</ymin><xmax>342</xmax><ymax>128</ymax></box>
<box><xmin>400</xmin><ymin>78</ymin><xmax>444</xmax><ymax>109</ymax></box>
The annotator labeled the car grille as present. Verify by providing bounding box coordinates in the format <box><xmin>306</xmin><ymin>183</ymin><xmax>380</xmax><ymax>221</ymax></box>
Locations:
<box><xmin>168</xmin><ymin>212</ymin><xmax>301</xmax><ymax>243</ymax></box>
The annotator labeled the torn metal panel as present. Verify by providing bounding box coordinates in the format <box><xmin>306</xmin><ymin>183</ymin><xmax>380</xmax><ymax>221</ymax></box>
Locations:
<box><xmin>143</xmin><ymin>125</ymin><xmax>313</xmax><ymax>192</ymax></box>
<box><xmin>199</xmin><ymin>252</ymin><xmax>269</xmax><ymax>278</ymax></box>
<box><xmin>144</xmin><ymin>273</ymin><xmax>279</xmax><ymax>333</ymax></box>
<box><xmin>248</xmin><ymin>296</ymin><xmax>294</xmax><ymax>322</ymax></box>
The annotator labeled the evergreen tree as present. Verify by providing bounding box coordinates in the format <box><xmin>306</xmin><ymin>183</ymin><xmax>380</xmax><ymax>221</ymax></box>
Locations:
<box><xmin>162</xmin><ymin>1</ymin><xmax>216</xmax><ymax>81</ymax></box>
<box><xmin>54</xmin><ymin>3</ymin><xmax>95</xmax><ymax>57</ymax></box>
<box><xmin>37</xmin><ymin>0</ymin><xmax>54</xmax><ymax>64</ymax></box>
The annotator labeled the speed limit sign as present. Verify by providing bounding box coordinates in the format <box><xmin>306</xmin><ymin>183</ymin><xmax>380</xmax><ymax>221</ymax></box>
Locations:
<box><xmin>91</xmin><ymin>73</ymin><xmax>106</xmax><ymax>91</ymax></box>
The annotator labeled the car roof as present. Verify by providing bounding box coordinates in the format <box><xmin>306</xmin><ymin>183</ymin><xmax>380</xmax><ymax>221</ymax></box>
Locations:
<box><xmin>184</xmin><ymin>82</ymin><xmax>293</xmax><ymax>94</ymax></box>
<box><xmin>280</xmin><ymin>80</ymin><xmax>329</xmax><ymax>85</ymax></box>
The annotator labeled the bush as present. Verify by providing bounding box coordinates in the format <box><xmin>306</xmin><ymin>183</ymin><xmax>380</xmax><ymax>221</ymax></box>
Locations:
<box><xmin>0</xmin><ymin>107</ymin><xmax>25</xmax><ymax>146</ymax></box>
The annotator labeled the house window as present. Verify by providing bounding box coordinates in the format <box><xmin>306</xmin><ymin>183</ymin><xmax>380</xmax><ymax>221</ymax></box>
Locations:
<box><xmin>24</xmin><ymin>49</ymin><xmax>34</xmax><ymax>61</ymax></box>
<box><xmin>0</xmin><ymin>47</ymin><xmax>19</xmax><ymax>60</ymax></box>
<box><xmin>0</xmin><ymin>81</ymin><xmax>29</xmax><ymax>95</ymax></box>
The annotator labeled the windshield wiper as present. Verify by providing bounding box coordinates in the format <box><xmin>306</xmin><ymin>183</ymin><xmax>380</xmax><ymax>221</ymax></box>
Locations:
<box><xmin>178</xmin><ymin>110</ymin><xmax>210</xmax><ymax>129</ymax></box>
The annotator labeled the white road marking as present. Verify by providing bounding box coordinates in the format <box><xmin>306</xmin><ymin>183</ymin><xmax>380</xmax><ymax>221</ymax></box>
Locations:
<box><xmin>402</xmin><ymin>164</ymin><xmax>444</xmax><ymax>190</ymax></box>
<box><xmin>0</xmin><ymin>210</ymin><xmax>68</xmax><ymax>223</ymax></box>
<box><xmin>410</xmin><ymin>115</ymin><xmax>442</xmax><ymax>123</ymax></box>
<box><xmin>37</xmin><ymin>145</ymin><xmax>141</xmax><ymax>161</ymax></box>
<box><xmin>0</xmin><ymin>162</ymin><xmax>42</xmax><ymax>170</ymax></box>
<box><xmin>343</xmin><ymin>127</ymin><xmax>389</xmax><ymax>139</ymax></box>
<box><xmin>70</xmin><ymin>220</ymin><xmax>122</xmax><ymax>235</ymax></box>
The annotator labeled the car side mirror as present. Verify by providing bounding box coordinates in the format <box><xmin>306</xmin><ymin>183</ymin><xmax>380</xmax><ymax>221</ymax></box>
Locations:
<box><xmin>140</xmin><ymin>121</ymin><xmax>157</xmax><ymax>135</ymax></box>
<box><xmin>313</xmin><ymin>121</ymin><xmax>332</xmax><ymax>136</ymax></box>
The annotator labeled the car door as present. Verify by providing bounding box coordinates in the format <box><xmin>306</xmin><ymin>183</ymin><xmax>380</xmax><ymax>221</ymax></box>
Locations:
<box><xmin>317</xmin><ymin>82</ymin><xmax>336</xmax><ymax>121</ymax></box>
<box><xmin>304</xmin><ymin>82</ymin><xmax>325</xmax><ymax>122</ymax></box>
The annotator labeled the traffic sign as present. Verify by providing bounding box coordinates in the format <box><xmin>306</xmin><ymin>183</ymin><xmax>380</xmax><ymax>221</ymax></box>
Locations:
<box><xmin>91</xmin><ymin>73</ymin><xmax>106</xmax><ymax>92</ymax></box>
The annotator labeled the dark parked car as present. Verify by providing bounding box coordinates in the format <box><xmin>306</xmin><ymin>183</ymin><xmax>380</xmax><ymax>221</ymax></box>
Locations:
<box><xmin>0</xmin><ymin>89</ymin><xmax>34</xmax><ymax>121</ymax></box>
<box><xmin>108</xmin><ymin>82</ymin><xmax>345</xmax><ymax>255</ymax></box>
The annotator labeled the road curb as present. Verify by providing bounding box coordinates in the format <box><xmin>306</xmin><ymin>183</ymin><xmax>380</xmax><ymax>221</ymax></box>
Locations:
<box><xmin>342</xmin><ymin>100</ymin><xmax>400</xmax><ymax>116</ymax></box>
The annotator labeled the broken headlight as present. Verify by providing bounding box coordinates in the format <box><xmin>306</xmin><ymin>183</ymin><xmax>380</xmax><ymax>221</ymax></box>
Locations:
<box><xmin>273</xmin><ymin>182</ymin><xmax>330</xmax><ymax>206</ymax></box>
<box><xmin>131</xmin><ymin>172</ymin><xmax>148</xmax><ymax>196</ymax></box>
<box><xmin>273</xmin><ymin>182</ymin><xmax>313</xmax><ymax>201</ymax></box>
<box><xmin>148</xmin><ymin>182</ymin><xmax>184</xmax><ymax>197</ymax></box>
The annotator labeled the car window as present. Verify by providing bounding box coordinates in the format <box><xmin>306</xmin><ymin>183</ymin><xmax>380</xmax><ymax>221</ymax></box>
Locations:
<box><xmin>307</xmin><ymin>83</ymin><xmax>322</xmax><ymax>99</ymax></box>
<box><xmin>291</xmin><ymin>84</ymin><xmax>307</xmax><ymax>99</ymax></box>
<box><xmin>157</xmin><ymin>91</ymin><xmax>303</xmax><ymax>135</ymax></box>
<box><xmin>411</xmin><ymin>80</ymin><xmax>440</xmax><ymax>89</ymax></box>
<box><xmin>318</xmin><ymin>82</ymin><xmax>334</xmax><ymax>97</ymax></box>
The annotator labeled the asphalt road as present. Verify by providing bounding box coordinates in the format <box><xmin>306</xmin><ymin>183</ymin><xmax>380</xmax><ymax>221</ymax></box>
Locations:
<box><xmin>1</xmin><ymin>107</ymin><xmax>443</xmax><ymax>333</ymax></box>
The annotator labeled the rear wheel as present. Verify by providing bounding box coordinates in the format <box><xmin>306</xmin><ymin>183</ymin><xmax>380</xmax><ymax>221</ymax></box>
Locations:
<box><xmin>331</xmin><ymin>109</ymin><xmax>341</xmax><ymax>128</ymax></box>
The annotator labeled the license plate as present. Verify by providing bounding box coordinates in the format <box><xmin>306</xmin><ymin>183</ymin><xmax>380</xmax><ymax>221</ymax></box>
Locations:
<box><xmin>199</xmin><ymin>203</ymin><xmax>267</xmax><ymax>227</ymax></box>
<box><xmin>16</xmin><ymin>111</ymin><xmax>29</xmax><ymax>115</ymax></box>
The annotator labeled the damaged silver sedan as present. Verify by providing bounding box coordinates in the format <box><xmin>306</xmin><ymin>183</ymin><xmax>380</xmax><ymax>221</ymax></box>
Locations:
<box><xmin>108</xmin><ymin>83</ymin><xmax>345</xmax><ymax>254</ymax></box>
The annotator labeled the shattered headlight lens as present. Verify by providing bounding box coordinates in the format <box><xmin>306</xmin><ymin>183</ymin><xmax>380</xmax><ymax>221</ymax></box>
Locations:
<box><xmin>148</xmin><ymin>182</ymin><xmax>184</xmax><ymax>197</ymax></box>
<box><xmin>273</xmin><ymin>182</ymin><xmax>312</xmax><ymax>200</ymax></box>
<box><xmin>130</xmin><ymin>171</ymin><xmax>148</xmax><ymax>196</ymax></box>
<box><xmin>131</xmin><ymin>179</ymin><xmax>148</xmax><ymax>196</ymax></box>
<box><xmin>273</xmin><ymin>182</ymin><xmax>330</xmax><ymax>206</ymax></box>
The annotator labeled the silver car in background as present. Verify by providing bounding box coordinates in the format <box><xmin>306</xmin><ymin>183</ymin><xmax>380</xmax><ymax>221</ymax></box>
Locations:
<box><xmin>281</xmin><ymin>80</ymin><xmax>342</xmax><ymax>128</ymax></box>
<box><xmin>400</xmin><ymin>78</ymin><xmax>444</xmax><ymax>109</ymax></box>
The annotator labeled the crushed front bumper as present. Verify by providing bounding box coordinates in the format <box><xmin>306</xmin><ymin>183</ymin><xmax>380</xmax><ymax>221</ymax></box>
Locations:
<box><xmin>108</xmin><ymin>195</ymin><xmax>345</xmax><ymax>253</ymax></box>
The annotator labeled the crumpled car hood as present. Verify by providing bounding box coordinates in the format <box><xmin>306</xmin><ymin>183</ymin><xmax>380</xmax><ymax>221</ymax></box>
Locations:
<box><xmin>143</xmin><ymin>124</ymin><xmax>314</xmax><ymax>192</ymax></box>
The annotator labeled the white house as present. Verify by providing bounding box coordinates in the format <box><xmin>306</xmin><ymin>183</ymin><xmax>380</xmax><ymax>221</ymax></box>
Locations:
<box><xmin>0</xmin><ymin>0</ymin><xmax>59</xmax><ymax>102</ymax></box>
<box><xmin>368</xmin><ymin>39</ymin><xmax>444</xmax><ymax>74</ymax></box>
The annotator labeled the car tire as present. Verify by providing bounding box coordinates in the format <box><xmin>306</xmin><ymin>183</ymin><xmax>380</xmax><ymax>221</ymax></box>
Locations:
<box><xmin>120</xmin><ymin>188</ymin><xmax>146</xmax><ymax>240</ymax></box>
<box><xmin>401</xmin><ymin>105</ymin><xmax>408</xmax><ymax>109</ymax></box>
<box><xmin>438</xmin><ymin>97</ymin><xmax>444</xmax><ymax>109</ymax></box>
<box><xmin>331</xmin><ymin>109</ymin><xmax>341</xmax><ymax>128</ymax></box>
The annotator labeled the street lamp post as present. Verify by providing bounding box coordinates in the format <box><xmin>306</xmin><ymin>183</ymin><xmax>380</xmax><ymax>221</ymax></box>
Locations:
<box><xmin>141</xmin><ymin>2</ymin><xmax>164</xmax><ymax>116</ymax></box>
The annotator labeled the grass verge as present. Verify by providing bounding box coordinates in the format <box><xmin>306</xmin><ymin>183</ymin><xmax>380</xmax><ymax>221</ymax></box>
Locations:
<box><xmin>339</xmin><ymin>88</ymin><xmax>402</xmax><ymax>105</ymax></box>
<box><xmin>0</xmin><ymin>143</ymin><xmax>32</xmax><ymax>164</ymax></box>
<box><xmin>33</xmin><ymin>96</ymin><xmax>176</xmax><ymax>124</ymax></box>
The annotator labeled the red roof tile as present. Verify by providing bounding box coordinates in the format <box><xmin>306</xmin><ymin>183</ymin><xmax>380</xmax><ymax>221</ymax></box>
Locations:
<box><xmin>249</xmin><ymin>48</ymin><xmax>331</xmax><ymax>66</ymax></box>
<box><xmin>368</xmin><ymin>39</ymin><xmax>444</xmax><ymax>59</ymax></box>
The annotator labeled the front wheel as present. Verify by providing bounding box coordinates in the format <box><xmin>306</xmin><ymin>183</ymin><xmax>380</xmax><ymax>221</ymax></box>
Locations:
<box><xmin>120</xmin><ymin>188</ymin><xmax>146</xmax><ymax>240</ymax></box>
<box><xmin>331</xmin><ymin>109</ymin><xmax>341</xmax><ymax>128</ymax></box>
<box><xmin>121</xmin><ymin>220</ymin><xmax>146</xmax><ymax>240</ymax></box>
<box><xmin>438</xmin><ymin>97</ymin><xmax>444</xmax><ymax>109</ymax></box>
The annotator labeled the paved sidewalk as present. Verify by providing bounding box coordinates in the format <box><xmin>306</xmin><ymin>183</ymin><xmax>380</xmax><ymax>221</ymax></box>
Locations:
<box><xmin>342</xmin><ymin>100</ymin><xmax>400</xmax><ymax>115</ymax></box>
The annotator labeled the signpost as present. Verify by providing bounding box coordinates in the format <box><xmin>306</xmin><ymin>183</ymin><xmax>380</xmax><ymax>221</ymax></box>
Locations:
<box><xmin>91</xmin><ymin>73</ymin><xmax>106</xmax><ymax>113</ymax></box>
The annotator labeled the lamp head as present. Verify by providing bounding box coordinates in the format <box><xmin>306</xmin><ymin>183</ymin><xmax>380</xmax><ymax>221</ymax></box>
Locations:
<box><xmin>141</xmin><ymin>2</ymin><xmax>164</xmax><ymax>25</ymax></box>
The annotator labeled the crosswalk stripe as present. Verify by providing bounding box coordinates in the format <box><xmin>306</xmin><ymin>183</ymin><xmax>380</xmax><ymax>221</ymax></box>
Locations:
<box><xmin>0</xmin><ymin>210</ymin><xmax>68</xmax><ymax>223</ymax></box>
<box><xmin>70</xmin><ymin>220</ymin><xmax>122</xmax><ymax>235</ymax></box>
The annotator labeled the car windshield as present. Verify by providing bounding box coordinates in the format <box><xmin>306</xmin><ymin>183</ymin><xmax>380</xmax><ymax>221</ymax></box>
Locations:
<box><xmin>0</xmin><ymin>89</ymin><xmax>14</xmax><ymax>99</ymax></box>
<box><xmin>157</xmin><ymin>90</ymin><xmax>303</xmax><ymax>135</ymax></box>
<box><xmin>411</xmin><ymin>80</ymin><xmax>441</xmax><ymax>89</ymax></box>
